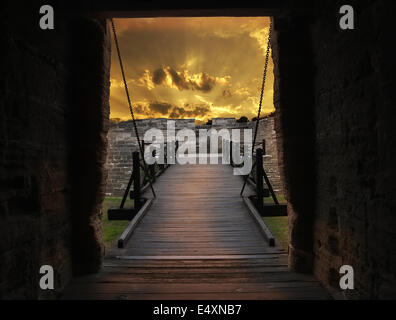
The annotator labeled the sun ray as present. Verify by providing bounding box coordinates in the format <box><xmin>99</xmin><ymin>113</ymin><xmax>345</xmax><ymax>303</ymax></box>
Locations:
<box><xmin>110</xmin><ymin>17</ymin><xmax>274</xmax><ymax>122</ymax></box>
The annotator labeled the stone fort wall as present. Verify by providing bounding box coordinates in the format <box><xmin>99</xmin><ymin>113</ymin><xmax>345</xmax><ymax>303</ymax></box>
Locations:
<box><xmin>105</xmin><ymin>115</ymin><xmax>283</xmax><ymax>196</ymax></box>
<box><xmin>105</xmin><ymin>118</ymin><xmax>194</xmax><ymax>196</ymax></box>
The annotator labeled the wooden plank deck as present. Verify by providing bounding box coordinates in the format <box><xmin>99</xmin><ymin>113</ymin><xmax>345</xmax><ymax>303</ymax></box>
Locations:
<box><xmin>63</xmin><ymin>159</ymin><xmax>330</xmax><ymax>300</ymax></box>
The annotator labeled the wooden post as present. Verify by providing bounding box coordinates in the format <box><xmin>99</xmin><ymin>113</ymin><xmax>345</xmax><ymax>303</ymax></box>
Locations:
<box><xmin>164</xmin><ymin>142</ymin><xmax>168</xmax><ymax>166</ymax></box>
<box><xmin>262</xmin><ymin>139</ymin><xmax>266</xmax><ymax>155</ymax></box>
<box><xmin>174</xmin><ymin>140</ymin><xmax>179</xmax><ymax>164</ymax></box>
<box><xmin>256</xmin><ymin>148</ymin><xmax>264</xmax><ymax>214</ymax></box>
<box><xmin>132</xmin><ymin>151</ymin><xmax>142</xmax><ymax>210</ymax></box>
<box><xmin>120</xmin><ymin>162</ymin><xmax>134</xmax><ymax>209</ymax></box>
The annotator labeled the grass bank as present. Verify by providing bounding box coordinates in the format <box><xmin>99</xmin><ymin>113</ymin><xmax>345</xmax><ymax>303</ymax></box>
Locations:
<box><xmin>101</xmin><ymin>197</ymin><xmax>132</xmax><ymax>251</ymax></box>
<box><xmin>263</xmin><ymin>216</ymin><xmax>289</xmax><ymax>251</ymax></box>
<box><xmin>261</xmin><ymin>194</ymin><xmax>288</xmax><ymax>251</ymax></box>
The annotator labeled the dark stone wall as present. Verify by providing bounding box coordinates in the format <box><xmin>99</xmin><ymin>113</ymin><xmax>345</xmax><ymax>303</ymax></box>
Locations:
<box><xmin>310</xmin><ymin>0</ymin><xmax>396</xmax><ymax>299</ymax></box>
<box><xmin>0</xmin><ymin>1</ymin><xmax>110</xmax><ymax>298</ymax></box>
<box><xmin>68</xmin><ymin>17</ymin><xmax>111</xmax><ymax>279</ymax></box>
<box><xmin>255</xmin><ymin>116</ymin><xmax>283</xmax><ymax>193</ymax></box>
<box><xmin>272</xmin><ymin>0</ymin><xmax>396</xmax><ymax>298</ymax></box>
<box><xmin>271</xmin><ymin>14</ymin><xmax>316</xmax><ymax>273</ymax></box>
<box><xmin>105</xmin><ymin>119</ymin><xmax>195</xmax><ymax>196</ymax></box>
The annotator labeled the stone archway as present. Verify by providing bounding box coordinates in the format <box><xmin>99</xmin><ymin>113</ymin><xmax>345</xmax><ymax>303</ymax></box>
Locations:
<box><xmin>69</xmin><ymin>12</ymin><xmax>318</xmax><ymax>277</ymax></box>
<box><xmin>270</xmin><ymin>16</ymin><xmax>316</xmax><ymax>273</ymax></box>
<box><xmin>4</xmin><ymin>1</ymin><xmax>396</xmax><ymax>299</ymax></box>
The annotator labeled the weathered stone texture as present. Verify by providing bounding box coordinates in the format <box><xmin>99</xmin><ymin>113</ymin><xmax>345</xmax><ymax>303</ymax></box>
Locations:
<box><xmin>0</xmin><ymin>1</ymin><xmax>74</xmax><ymax>299</ymax></box>
<box><xmin>105</xmin><ymin>119</ymin><xmax>195</xmax><ymax>196</ymax></box>
<box><xmin>271</xmin><ymin>13</ymin><xmax>316</xmax><ymax>274</ymax></box>
<box><xmin>272</xmin><ymin>0</ymin><xmax>396</xmax><ymax>298</ymax></box>
<box><xmin>255</xmin><ymin>116</ymin><xmax>283</xmax><ymax>193</ymax></box>
<box><xmin>68</xmin><ymin>18</ymin><xmax>111</xmax><ymax>278</ymax></box>
<box><xmin>212</xmin><ymin>118</ymin><xmax>236</xmax><ymax>126</ymax></box>
<box><xmin>310</xmin><ymin>0</ymin><xmax>396</xmax><ymax>299</ymax></box>
<box><xmin>0</xmin><ymin>1</ymin><xmax>110</xmax><ymax>298</ymax></box>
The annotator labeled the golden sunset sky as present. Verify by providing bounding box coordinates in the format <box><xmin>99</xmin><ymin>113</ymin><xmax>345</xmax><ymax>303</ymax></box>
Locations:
<box><xmin>109</xmin><ymin>17</ymin><xmax>274</xmax><ymax>124</ymax></box>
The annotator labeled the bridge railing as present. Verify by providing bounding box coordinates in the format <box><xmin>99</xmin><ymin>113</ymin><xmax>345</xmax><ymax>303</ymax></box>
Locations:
<box><xmin>137</xmin><ymin>140</ymin><xmax>176</xmax><ymax>196</ymax></box>
<box><xmin>108</xmin><ymin>141</ymin><xmax>175</xmax><ymax>220</ymax></box>
<box><xmin>224</xmin><ymin>139</ymin><xmax>287</xmax><ymax>216</ymax></box>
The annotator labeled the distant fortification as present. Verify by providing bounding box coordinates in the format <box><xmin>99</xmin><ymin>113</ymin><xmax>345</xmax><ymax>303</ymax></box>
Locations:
<box><xmin>105</xmin><ymin>116</ymin><xmax>283</xmax><ymax>196</ymax></box>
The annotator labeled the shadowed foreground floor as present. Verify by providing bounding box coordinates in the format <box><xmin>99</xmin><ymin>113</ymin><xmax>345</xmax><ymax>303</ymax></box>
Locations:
<box><xmin>62</xmin><ymin>256</ymin><xmax>330</xmax><ymax>299</ymax></box>
<box><xmin>63</xmin><ymin>161</ymin><xmax>330</xmax><ymax>299</ymax></box>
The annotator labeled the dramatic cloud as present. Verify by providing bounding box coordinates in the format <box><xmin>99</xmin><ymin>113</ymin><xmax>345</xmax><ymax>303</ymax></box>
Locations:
<box><xmin>152</xmin><ymin>68</ymin><xmax>167</xmax><ymax>85</ymax></box>
<box><xmin>149</xmin><ymin>102</ymin><xmax>173</xmax><ymax>115</ymax></box>
<box><xmin>165</xmin><ymin>67</ymin><xmax>191</xmax><ymax>90</ymax></box>
<box><xmin>191</xmin><ymin>72</ymin><xmax>216</xmax><ymax>92</ymax></box>
<box><xmin>139</xmin><ymin>66</ymin><xmax>224</xmax><ymax>93</ymax></box>
<box><xmin>110</xmin><ymin>17</ymin><xmax>274</xmax><ymax>123</ymax></box>
<box><xmin>129</xmin><ymin>101</ymin><xmax>212</xmax><ymax>120</ymax></box>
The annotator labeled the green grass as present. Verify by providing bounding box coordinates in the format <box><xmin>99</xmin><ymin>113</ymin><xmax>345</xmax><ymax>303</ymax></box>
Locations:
<box><xmin>100</xmin><ymin>165</ymin><xmax>164</xmax><ymax>252</ymax></box>
<box><xmin>263</xmin><ymin>216</ymin><xmax>289</xmax><ymax>251</ymax></box>
<box><xmin>101</xmin><ymin>197</ymin><xmax>133</xmax><ymax>251</ymax></box>
<box><xmin>261</xmin><ymin>194</ymin><xmax>289</xmax><ymax>251</ymax></box>
<box><xmin>264</xmin><ymin>193</ymin><xmax>287</xmax><ymax>204</ymax></box>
